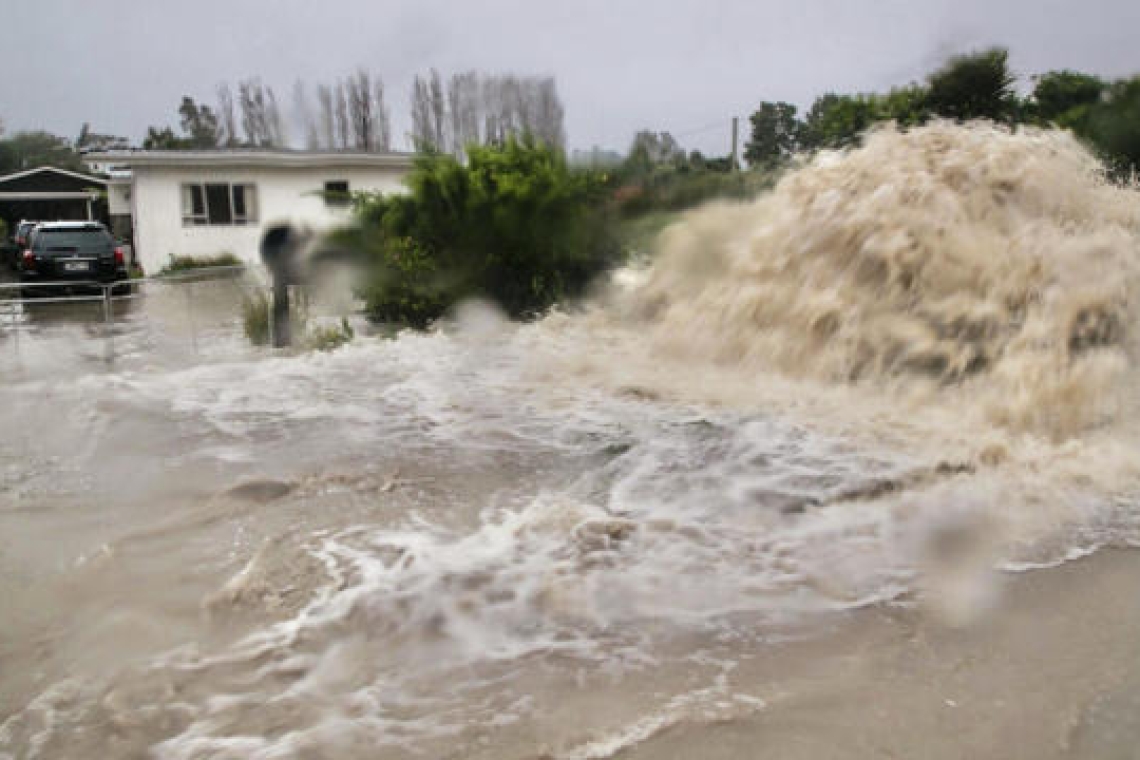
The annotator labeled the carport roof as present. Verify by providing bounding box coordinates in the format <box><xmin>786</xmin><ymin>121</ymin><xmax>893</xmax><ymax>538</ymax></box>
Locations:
<box><xmin>0</xmin><ymin>166</ymin><xmax>107</xmax><ymax>189</ymax></box>
<box><xmin>0</xmin><ymin>166</ymin><xmax>107</xmax><ymax>200</ymax></box>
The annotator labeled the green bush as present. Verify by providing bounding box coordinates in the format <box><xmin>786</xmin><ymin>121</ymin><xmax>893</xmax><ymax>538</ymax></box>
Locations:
<box><xmin>350</xmin><ymin>137</ymin><xmax>622</xmax><ymax>327</ymax></box>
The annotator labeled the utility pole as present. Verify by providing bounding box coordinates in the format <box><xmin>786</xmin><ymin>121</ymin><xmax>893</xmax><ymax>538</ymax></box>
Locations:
<box><xmin>731</xmin><ymin>116</ymin><xmax>739</xmax><ymax>172</ymax></box>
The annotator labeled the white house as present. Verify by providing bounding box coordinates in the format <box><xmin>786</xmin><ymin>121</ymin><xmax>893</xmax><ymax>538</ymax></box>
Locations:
<box><xmin>84</xmin><ymin>150</ymin><xmax>415</xmax><ymax>274</ymax></box>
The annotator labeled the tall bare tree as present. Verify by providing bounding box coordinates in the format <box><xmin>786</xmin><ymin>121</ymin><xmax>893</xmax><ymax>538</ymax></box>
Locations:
<box><xmin>237</xmin><ymin>78</ymin><xmax>284</xmax><ymax>147</ymax></box>
<box><xmin>293</xmin><ymin>80</ymin><xmax>319</xmax><ymax>149</ymax></box>
<box><xmin>429</xmin><ymin>69</ymin><xmax>447</xmax><ymax>152</ymax></box>
<box><xmin>373</xmin><ymin>78</ymin><xmax>392</xmax><ymax>150</ymax></box>
<box><xmin>216</xmin><ymin>84</ymin><xmax>238</xmax><ymax>146</ymax></box>
<box><xmin>266</xmin><ymin>87</ymin><xmax>285</xmax><ymax>146</ymax></box>
<box><xmin>414</xmin><ymin>70</ymin><xmax>566</xmax><ymax>155</ymax></box>
<box><xmin>411</xmin><ymin>75</ymin><xmax>434</xmax><ymax>150</ymax></box>
<box><xmin>316</xmin><ymin>84</ymin><xmax>336</xmax><ymax>149</ymax></box>
<box><xmin>334</xmin><ymin>83</ymin><xmax>350</xmax><ymax>149</ymax></box>
<box><xmin>345</xmin><ymin>70</ymin><xmax>393</xmax><ymax>151</ymax></box>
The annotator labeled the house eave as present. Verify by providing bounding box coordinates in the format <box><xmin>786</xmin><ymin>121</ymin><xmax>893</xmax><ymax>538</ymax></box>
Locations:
<box><xmin>83</xmin><ymin>150</ymin><xmax>417</xmax><ymax>171</ymax></box>
<box><xmin>0</xmin><ymin>191</ymin><xmax>103</xmax><ymax>200</ymax></box>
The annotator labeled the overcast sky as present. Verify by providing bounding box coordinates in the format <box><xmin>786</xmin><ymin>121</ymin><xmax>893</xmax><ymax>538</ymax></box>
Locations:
<box><xmin>4</xmin><ymin>0</ymin><xmax>1138</xmax><ymax>155</ymax></box>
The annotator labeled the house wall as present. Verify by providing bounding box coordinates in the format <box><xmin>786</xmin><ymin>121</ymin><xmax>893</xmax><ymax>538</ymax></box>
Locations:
<box><xmin>107</xmin><ymin>181</ymin><xmax>131</xmax><ymax>215</ymax></box>
<box><xmin>131</xmin><ymin>164</ymin><xmax>407</xmax><ymax>274</ymax></box>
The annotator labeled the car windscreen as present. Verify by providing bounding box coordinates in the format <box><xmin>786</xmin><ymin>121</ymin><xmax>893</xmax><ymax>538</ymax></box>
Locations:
<box><xmin>34</xmin><ymin>229</ymin><xmax>112</xmax><ymax>250</ymax></box>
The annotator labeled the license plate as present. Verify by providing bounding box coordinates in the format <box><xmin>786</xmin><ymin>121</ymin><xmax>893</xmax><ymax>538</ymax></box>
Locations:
<box><xmin>63</xmin><ymin>261</ymin><xmax>90</xmax><ymax>272</ymax></box>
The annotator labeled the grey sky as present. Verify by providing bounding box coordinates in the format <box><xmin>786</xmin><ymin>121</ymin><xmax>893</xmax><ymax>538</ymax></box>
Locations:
<box><xmin>4</xmin><ymin>0</ymin><xmax>1138</xmax><ymax>155</ymax></box>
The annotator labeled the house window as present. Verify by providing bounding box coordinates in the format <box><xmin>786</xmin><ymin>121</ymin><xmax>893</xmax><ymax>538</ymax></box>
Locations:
<box><xmin>181</xmin><ymin>183</ymin><xmax>257</xmax><ymax>225</ymax></box>
<box><xmin>324</xmin><ymin>180</ymin><xmax>350</xmax><ymax>208</ymax></box>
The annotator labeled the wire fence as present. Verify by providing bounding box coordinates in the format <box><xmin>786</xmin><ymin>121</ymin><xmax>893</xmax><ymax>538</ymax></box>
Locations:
<box><xmin>0</xmin><ymin>266</ymin><xmax>259</xmax><ymax>368</ymax></box>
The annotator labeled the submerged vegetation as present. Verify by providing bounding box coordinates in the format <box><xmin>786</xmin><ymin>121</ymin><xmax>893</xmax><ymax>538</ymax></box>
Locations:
<box><xmin>306</xmin><ymin>318</ymin><xmax>355</xmax><ymax>352</ymax></box>
<box><xmin>242</xmin><ymin>290</ymin><xmax>354</xmax><ymax>351</ymax></box>
<box><xmin>241</xmin><ymin>292</ymin><xmax>272</xmax><ymax>346</ymax></box>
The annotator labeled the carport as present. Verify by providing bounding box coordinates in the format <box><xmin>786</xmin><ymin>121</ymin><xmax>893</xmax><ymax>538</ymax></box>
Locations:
<box><xmin>0</xmin><ymin>166</ymin><xmax>108</xmax><ymax>233</ymax></box>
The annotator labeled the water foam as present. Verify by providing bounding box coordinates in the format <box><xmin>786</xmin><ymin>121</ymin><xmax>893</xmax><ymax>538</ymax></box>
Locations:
<box><xmin>619</xmin><ymin>122</ymin><xmax>1140</xmax><ymax>439</ymax></box>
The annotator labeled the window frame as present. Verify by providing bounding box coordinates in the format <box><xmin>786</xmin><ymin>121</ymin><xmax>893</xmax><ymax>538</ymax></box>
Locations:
<box><xmin>323</xmin><ymin>180</ymin><xmax>351</xmax><ymax>208</ymax></box>
<box><xmin>181</xmin><ymin>182</ymin><xmax>258</xmax><ymax>226</ymax></box>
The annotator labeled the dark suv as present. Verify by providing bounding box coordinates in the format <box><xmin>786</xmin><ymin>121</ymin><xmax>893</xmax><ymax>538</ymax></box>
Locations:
<box><xmin>19</xmin><ymin>222</ymin><xmax>127</xmax><ymax>289</ymax></box>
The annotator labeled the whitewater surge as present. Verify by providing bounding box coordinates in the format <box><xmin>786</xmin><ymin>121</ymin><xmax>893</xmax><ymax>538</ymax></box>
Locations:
<box><xmin>617</xmin><ymin>122</ymin><xmax>1140</xmax><ymax>439</ymax></box>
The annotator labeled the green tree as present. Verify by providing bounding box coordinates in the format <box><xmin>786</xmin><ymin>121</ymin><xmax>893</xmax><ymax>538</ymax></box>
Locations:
<box><xmin>142</xmin><ymin>96</ymin><xmax>222</xmax><ymax>150</ymax></box>
<box><xmin>1030</xmin><ymin>70</ymin><xmax>1106</xmax><ymax>127</ymax></box>
<box><xmin>0</xmin><ymin>131</ymin><xmax>82</xmax><ymax>173</ymax></box>
<box><xmin>1077</xmin><ymin>76</ymin><xmax>1140</xmax><ymax>178</ymax></box>
<box><xmin>744</xmin><ymin>101</ymin><xmax>801</xmax><ymax>167</ymax></box>
<box><xmin>142</xmin><ymin>126</ymin><xmax>191</xmax><ymax>150</ymax></box>
<box><xmin>878</xmin><ymin>84</ymin><xmax>930</xmax><ymax>127</ymax></box>
<box><xmin>926</xmin><ymin>48</ymin><xmax>1018</xmax><ymax>123</ymax></box>
<box><xmin>178</xmin><ymin>97</ymin><xmax>222</xmax><ymax>147</ymax></box>
<box><xmin>799</xmin><ymin>93</ymin><xmax>879</xmax><ymax>150</ymax></box>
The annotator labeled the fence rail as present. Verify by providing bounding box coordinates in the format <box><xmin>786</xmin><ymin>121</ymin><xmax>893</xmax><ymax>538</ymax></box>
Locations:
<box><xmin>0</xmin><ymin>266</ymin><xmax>255</xmax><ymax>362</ymax></box>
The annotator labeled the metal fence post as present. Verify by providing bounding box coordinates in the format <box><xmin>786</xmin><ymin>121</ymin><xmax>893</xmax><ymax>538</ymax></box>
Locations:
<box><xmin>102</xmin><ymin>283</ymin><xmax>114</xmax><ymax>363</ymax></box>
<box><xmin>185</xmin><ymin>279</ymin><xmax>198</xmax><ymax>354</ymax></box>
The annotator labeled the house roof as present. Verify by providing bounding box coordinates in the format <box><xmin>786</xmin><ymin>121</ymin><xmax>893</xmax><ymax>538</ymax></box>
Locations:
<box><xmin>83</xmin><ymin>149</ymin><xmax>416</xmax><ymax>170</ymax></box>
<box><xmin>0</xmin><ymin>166</ymin><xmax>107</xmax><ymax>190</ymax></box>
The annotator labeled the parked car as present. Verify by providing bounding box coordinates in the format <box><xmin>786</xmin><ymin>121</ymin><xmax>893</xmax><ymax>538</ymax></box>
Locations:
<box><xmin>7</xmin><ymin>220</ymin><xmax>41</xmax><ymax>270</ymax></box>
<box><xmin>18</xmin><ymin>221</ymin><xmax>127</xmax><ymax>291</ymax></box>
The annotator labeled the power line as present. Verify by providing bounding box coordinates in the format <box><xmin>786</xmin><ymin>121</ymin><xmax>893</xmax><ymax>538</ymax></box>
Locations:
<box><xmin>673</xmin><ymin>118</ymin><xmax>733</xmax><ymax>139</ymax></box>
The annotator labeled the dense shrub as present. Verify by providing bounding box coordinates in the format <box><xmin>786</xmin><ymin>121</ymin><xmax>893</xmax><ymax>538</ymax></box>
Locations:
<box><xmin>349</xmin><ymin>138</ymin><xmax>622</xmax><ymax>327</ymax></box>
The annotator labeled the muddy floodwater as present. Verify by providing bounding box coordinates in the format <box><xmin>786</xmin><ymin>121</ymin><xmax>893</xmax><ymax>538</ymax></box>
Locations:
<box><xmin>3</xmin><ymin>124</ymin><xmax>1140</xmax><ymax>759</ymax></box>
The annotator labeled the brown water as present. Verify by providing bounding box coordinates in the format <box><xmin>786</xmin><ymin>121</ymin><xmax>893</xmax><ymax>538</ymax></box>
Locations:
<box><xmin>2</xmin><ymin>123</ymin><xmax>1140</xmax><ymax>759</ymax></box>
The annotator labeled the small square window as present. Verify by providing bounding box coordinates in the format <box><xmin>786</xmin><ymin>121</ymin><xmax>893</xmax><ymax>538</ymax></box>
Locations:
<box><xmin>324</xmin><ymin>180</ymin><xmax>350</xmax><ymax>208</ymax></box>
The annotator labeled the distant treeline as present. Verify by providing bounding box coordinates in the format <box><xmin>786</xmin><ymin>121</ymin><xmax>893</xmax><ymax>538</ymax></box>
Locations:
<box><xmin>139</xmin><ymin>69</ymin><xmax>564</xmax><ymax>155</ymax></box>
<box><xmin>742</xmin><ymin>48</ymin><xmax>1140</xmax><ymax>178</ymax></box>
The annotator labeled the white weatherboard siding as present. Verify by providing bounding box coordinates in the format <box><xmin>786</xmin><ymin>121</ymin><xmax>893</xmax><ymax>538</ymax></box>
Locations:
<box><xmin>107</xmin><ymin>180</ymin><xmax>130</xmax><ymax>215</ymax></box>
<box><xmin>131</xmin><ymin>164</ymin><xmax>407</xmax><ymax>274</ymax></box>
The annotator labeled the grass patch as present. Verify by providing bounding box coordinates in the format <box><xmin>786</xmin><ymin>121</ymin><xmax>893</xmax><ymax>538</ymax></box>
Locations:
<box><xmin>242</xmin><ymin>290</ymin><xmax>354</xmax><ymax>352</ymax></box>
<box><xmin>241</xmin><ymin>292</ymin><xmax>273</xmax><ymax>346</ymax></box>
<box><xmin>159</xmin><ymin>252</ymin><xmax>244</xmax><ymax>276</ymax></box>
<box><xmin>305</xmin><ymin>318</ymin><xmax>355</xmax><ymax>352</ymax></box>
